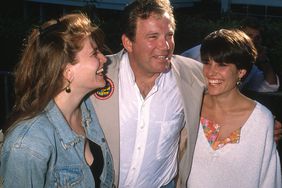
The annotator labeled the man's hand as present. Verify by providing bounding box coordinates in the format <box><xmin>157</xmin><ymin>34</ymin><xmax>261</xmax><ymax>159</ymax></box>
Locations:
<box><xmin>274</xmin><ymin>120</ymin><xmax>282</xmax><ymax>143</ymax></box>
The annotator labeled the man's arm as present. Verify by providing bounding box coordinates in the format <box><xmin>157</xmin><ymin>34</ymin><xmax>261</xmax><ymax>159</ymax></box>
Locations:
<box><xmin>254</xmin><ymin>46</ymin><xmax>280</xmax><ymax>91</ymax></box>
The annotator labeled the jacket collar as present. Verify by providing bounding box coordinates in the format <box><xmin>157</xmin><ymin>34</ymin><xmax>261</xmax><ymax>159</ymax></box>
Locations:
<box><xmin>45</xmin><ymin>100</ymin><xmax>90</xmax><ymax>149</ymax></box>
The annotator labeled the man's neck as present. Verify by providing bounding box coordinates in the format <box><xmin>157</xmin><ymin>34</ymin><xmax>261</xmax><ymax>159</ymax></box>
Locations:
<box><xmin>128</xmin><ymin>56</ymin><xmax>160</xmax><ymax>98</ymax></box>
<box><xmin>135</xmin><ymin>76</ymin><xmax>158</xmax><ymax>98</ymax></box>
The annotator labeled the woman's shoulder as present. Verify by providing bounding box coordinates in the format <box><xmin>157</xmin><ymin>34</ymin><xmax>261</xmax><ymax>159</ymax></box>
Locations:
<box><xmin>253</xmin><ymin>101</ymin><xmax>273</xmax><ymax>119</ymax></box>
<box><xmin>249</xmin><ymin>101</ymin><xmax>274</xmax><ymax>129</ymax></box>
<box><xmin>11</xmin><ymin>113</ymin><xmax>56</xmax><ymax>135</ymax></box>
<box><xmin>3</xmin><ymin>114</ymin><xmax>56</xmax><ymax>155</ymax></box>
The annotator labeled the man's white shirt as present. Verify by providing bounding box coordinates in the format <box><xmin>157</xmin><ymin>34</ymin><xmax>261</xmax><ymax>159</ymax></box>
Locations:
<box><xmin>119</xmin><ymin>53</ymin><xmax>184</xmax><ymax>187</ymax></box>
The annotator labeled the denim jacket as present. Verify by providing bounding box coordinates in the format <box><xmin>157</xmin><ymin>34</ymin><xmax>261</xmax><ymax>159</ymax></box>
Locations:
<box><xmin>0</xmin><ymin>98</ymin><xmax>114</xmax><ymax>188</ymax></box>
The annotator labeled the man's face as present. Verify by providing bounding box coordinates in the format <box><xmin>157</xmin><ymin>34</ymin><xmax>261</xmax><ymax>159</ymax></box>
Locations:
<box><xmin>243</xmin><ymin>26</ymin><xmax>262</xmax><ymax>47</ymax></box>
<box><xmin>125</xmin><ymin>12</ymin><xmax>175</xmax><ymax>77</ymax></box>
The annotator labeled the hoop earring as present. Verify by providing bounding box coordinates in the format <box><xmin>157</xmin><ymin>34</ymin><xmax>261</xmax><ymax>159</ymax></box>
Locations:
<box><xmin>65</xmin><ymin>80</ymin><xmax>71</xmax><ymax>93</ymax></box>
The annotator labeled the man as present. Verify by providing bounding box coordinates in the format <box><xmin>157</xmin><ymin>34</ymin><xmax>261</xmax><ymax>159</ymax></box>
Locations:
<box><xmin>240</xmin><ymin>17</ymin><xmax>279</xmax><ymax>92</ymax></box>
<box><xmin>91</xmin><ymin>0</ymin><xmax>205</xmax><ymax>187</ymax></box>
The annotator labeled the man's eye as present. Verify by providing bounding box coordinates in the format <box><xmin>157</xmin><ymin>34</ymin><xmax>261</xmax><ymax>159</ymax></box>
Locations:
<box><xmin>148</xmin><ymin>35</ymin><xmax>157</xmax><ymax>39</ymax></box>
<box><xmin>167</xmin><ymin>33</ymin><xmax>174</xmax><ymax>38</ymax></box>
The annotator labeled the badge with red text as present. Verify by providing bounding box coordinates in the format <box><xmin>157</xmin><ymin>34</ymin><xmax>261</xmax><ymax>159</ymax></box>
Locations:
<box><xmin>94</xmin><ymin>77</ymin><xmax>114</xmax><ymax>100</ymax></box>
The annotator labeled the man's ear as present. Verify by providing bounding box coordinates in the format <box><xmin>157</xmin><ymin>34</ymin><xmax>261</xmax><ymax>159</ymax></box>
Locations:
<box><xmin>122</xmin><ymin>34</ymin><xmax>133</xmax><ymax>52</ymax></box>
<box><xmin>63</xmin><ymin>64</ymin><xmax>74</xmax><ymax>82</ymax></box>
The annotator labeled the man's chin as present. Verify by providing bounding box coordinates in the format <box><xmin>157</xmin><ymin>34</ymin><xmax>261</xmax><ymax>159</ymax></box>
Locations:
<box><xmin>163</xmin><ymin>63</ymin><xmax>171</xmax><ymax>73</ymax></box>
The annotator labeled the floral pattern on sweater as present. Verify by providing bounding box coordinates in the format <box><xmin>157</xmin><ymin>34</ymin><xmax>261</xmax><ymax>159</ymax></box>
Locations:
<box><xmin>200</xmin><ymin>117</ymin><xmax>241</xmax><ymax>150</ymax></box>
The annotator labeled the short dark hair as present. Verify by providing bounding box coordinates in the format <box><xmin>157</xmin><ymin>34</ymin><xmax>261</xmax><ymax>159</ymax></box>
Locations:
<box><xmin>121</xmin><ymin>0</ymin><xmax>175</xmax><ymax>41</ymax></box>
<box><xmin>200</xmin><ymin>29</ymin><xmax>257</xmax><ymax>80</ymax></box>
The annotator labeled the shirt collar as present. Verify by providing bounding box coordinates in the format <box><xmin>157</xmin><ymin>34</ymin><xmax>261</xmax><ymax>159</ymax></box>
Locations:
<box><xmin>121</xmin><ymin>52</ymin><xmax>165</xmax><ymax>88</ymax></box>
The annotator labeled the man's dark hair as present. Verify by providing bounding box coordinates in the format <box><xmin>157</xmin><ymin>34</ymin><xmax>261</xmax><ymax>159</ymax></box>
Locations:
<box><xmin>121</xmin><ymin>0</ymin><xmax>175</xmax><ymax>41</ymax></box>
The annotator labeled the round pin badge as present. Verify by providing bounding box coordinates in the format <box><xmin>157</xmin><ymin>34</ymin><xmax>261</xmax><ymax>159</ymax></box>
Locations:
<box><xmin>94</xmin><ymin>77</ymin><xmax>114</xmax><ymax>100</ymax></box>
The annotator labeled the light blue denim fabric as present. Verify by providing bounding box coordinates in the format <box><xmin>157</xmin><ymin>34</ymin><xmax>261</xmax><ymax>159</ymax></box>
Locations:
<box><xmin>0</xmin><ymin>98</ymin><xmax>114</xmax><ymax>188</ymax></box>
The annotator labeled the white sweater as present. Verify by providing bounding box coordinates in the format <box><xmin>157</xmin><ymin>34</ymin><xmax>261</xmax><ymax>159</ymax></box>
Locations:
<box><xmin>188</xmin><ymin>102</ymin><xmax>282</xmax><ymax>188</ymax></box>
